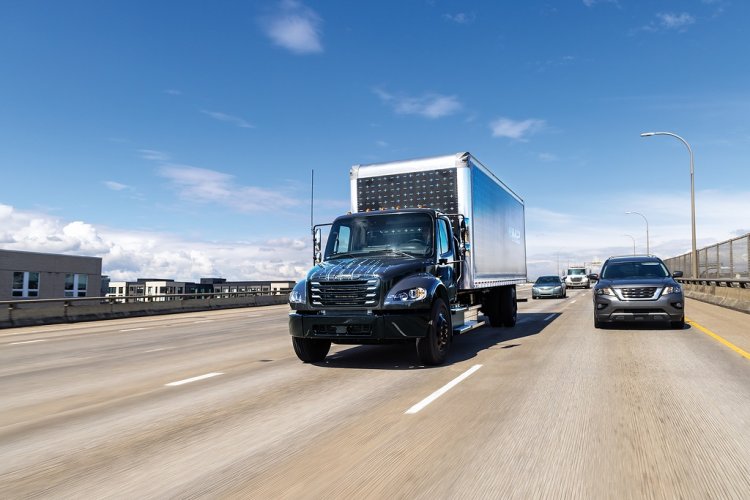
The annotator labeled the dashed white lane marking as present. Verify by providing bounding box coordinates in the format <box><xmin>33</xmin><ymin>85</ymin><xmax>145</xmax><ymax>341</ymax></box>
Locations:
<box><xmin>145</xmin><ymin>347</ymin><xmax>169</xmax><ymax>353</ymax></box>
<box><xmin>119</xmin><ymin>327</ymin><xmax>147</xmax><ymax>332</ymax></box>
<box><xmin>165</xmin><ymin>372</ymin><xmax>223</xmax><ymax>387</ymax></box>
<box><xmin>405</xmin><ymin>364</ymin><xmax>483</xmax><ymax>415</ymax></box>
<box><xmin>9</xmin><ymin>339</ymin><xmax>48</xmax><ymax>345</ymax></box>
<box><xmin>571</xmin><ymin>300</ymin><xmax>577</xmax><ymax>304</ymax></box>
<box><xmin>193</xmin><ymin>320</ymin><xmax>213</xmax><ymax>324</ymax></box>
<box><xmin>544</xmin><ymin>314</ymin><xmax>556</xmax><ymax>321</ymax></box>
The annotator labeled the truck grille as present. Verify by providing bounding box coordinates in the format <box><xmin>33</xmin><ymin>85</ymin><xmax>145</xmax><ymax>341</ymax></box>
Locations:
<box><xmin>310</xmin><ymin>279</ymin><xmax>379</xmax><ymax>307</ymax></box>
<box><xmin>571</xmin><ymin>277</ymin><xmax>582</xmax><ymax>282</ymax></box>
<box><xmin>618</xmin><ymin>287</ymin><xmax>657</xmax><ymax>299</ymax></box>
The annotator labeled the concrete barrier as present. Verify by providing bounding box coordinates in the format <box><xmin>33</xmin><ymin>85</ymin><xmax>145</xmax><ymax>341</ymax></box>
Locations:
<box><xmin>0</xmin><ymin>294</ymin><xmax>290</xmax><ymax>329</ymax></box>
<box><xmin>683</xmin><ymin>283</ymin><xmax>750</xmax><ymax>315</ymax></box>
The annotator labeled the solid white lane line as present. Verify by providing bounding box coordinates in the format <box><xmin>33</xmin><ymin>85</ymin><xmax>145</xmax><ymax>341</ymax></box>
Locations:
<box><xmin>120</xmin><ymin>327</ymin><xmax>147</xmax><ymax>332</ymax></box>
<box><xmin>405</xmin><ymin>364</ymin><xmax>483</xmax><ymax>414</ymax></box>
<box><xmin>543</xmin><ymin>314</ymin><xmax>555</xmax><ymax>321</ymax></box>
<box><xmin>165</xmin><ymin>372</ymin><xmax>223</xmax><ymax>387</ymax></box>
<box><xmin>9</xmin><ymin>339</ymin><xmax>48</xmax><ymax>345</ymax></box>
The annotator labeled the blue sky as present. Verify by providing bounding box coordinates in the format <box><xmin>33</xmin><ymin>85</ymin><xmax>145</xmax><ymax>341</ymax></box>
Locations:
<box><xmin>1</xmin><ymin>0</ymin><xmax>748</xmax><ymax>280</ymax></box>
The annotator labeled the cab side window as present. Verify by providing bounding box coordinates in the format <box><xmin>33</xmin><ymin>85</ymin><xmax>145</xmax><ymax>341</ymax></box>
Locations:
<box><xmin>437</xmin><ymin>219</ymin><xmax>453</xmax><ymax>258</ymax></box>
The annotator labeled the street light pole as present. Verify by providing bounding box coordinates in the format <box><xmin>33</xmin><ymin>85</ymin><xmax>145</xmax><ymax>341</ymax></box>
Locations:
<box><xmin>640</xmin><ymin>131</ymin><xmax>697</xmax><ymax>278</ymax></box>
<box><xmin>625</xmin><ymin>211</ymin><xmax>649</xmax><ymax>255</ymax></box>
<box><xmin>624</xmin><ymin>234</ymin><xmax>636</xmax><ymax>255</ymax></box>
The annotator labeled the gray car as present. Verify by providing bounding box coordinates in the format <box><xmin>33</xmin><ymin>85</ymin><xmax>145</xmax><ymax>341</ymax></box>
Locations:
<box><xmin>592</xmin><ymin>255</ymin><xmax>684</xmax><ymax>329</ymax></box>
<box><xmin>532</xmin><ymin>275</ymin><xmax>566</xmax><ymax>299</ymax></box>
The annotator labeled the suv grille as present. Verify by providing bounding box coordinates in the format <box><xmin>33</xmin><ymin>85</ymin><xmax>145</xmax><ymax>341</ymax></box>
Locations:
<box><xmin>310</xmin><ymin>279</ymin><xmax>378</xmax><ymax>307</ymax></box>
<box><xmin>618</xmin><ymin>287</ymin><xmax>657</xmax><ymax>299</ymax></box>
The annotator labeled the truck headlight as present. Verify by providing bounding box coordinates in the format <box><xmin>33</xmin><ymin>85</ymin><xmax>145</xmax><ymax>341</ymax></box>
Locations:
<box><xmin>386</xmin><ymin>286</ymin><xmax>427</xmax><ymax>303</ymax></box>
<box><xmin>595</xmin><ymin>287</ymin><xmax>615</xmax><ymax>296</ymax></box>
<box><xmin>662</xmin><ymin>285</ymin><xmax>682</xmax><ymax>295</ymax></box>
<box><xmin>288</xmin><ymin>281</ymin><xmax>307</xmax><ymax>305</ymax></box>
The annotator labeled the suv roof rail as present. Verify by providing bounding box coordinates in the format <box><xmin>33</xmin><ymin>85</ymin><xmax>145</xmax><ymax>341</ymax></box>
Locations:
<box><xmin>605</xmin><ymin>254</ymin><xmax>659</xmax><ymax>260</ymax></box>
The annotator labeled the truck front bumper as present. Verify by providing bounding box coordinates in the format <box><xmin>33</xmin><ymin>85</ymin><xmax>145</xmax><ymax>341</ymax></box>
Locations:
<box><xmin>289</xmin><ymin>310</ymin><xmax>430</xmax><ymax>342</ymax></box>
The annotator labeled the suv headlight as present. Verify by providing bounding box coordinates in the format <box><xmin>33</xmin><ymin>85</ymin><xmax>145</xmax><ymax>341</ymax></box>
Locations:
<box><xmin>385</xmin><ymin>286</ymin><xmax>427</xmax><ymax>304</ymax></box>
<box><xmin>663</xmin><ymin>285</ymin><xmax>682</xmax><ymax>295</ymax></box>
<box><xmin>595</xmin><ymin>287</ymin><xmax>615</xmax><ymax>296</ymax></box>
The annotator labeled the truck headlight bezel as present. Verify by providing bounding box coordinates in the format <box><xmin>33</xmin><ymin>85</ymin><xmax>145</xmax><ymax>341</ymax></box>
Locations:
<box><xmin>288</xmin><ymin>281</ymin><xmax>307</xmax><ymax>307</ymax></box>
<box><xmin>385</xmin><ymin>286</ymin><xmax>428</xmax><ymax>305</ymax></box>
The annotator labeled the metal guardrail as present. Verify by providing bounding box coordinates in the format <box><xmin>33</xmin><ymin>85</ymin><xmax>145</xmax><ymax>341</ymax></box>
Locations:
<box><xmin>1</xmin><ymin>290</ymin><xmax>292</xmax><ymax>310</ymax></box>
<box><xmin>677</xmin><ymin>278</ymin><xmax>750</xmax><ymax>289</ymax></box>
<box><xmin>664</xmin><ymin>233</ymin><xmax>750</xmax><ymax>279</ymax></box>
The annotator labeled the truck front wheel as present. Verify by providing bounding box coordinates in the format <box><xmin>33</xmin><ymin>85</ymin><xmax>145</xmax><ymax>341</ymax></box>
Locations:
<box><xmin>417</xmin><ymin>298</ymin><xmax>452</xmax><ymax>365</ymax></box>
<box><xmin>292</xmin><ymin>337</ymin><xmax>331</xmax><ymax>363</ymax></box>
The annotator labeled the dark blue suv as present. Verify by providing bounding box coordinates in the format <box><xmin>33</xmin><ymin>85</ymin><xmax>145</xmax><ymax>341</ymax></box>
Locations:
<box><xmin>592</xmin><ymin>255</ymin><xmax>684</xmax><ymax>329</ymax></box>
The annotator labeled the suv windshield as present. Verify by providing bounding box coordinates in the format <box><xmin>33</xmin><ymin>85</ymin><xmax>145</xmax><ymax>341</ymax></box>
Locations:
<box><xmin>324</xmin><ymin>213</ymin><xmax>434</xmax><ymax>260</ymax></box>
<box><xmin>601</xmin><ymin>261</ymin><xmax>669</xmax><ymax>279</ymax></box>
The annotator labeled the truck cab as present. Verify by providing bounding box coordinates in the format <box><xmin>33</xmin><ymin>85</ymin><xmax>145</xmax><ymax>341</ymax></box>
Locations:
<box><xmin>564</xmin><ymin>267</ymin><xmax>590</xmax><ymax>289</ymax></box>
<box><xmin>289</xmin><ymin>209</ymin><xmax>463</xmax><ymax>365</ymax></box>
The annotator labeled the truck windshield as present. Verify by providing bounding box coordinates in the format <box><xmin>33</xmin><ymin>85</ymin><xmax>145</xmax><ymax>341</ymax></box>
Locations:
<box><xmin>325</xmin><ymin>213</ymin><xmax>434</xmax><ymax>260</ymax></box>
<box><xmin>567</xmin><ymin>269</ymin><xmax>586</xmax><ymax>275</ymax></box>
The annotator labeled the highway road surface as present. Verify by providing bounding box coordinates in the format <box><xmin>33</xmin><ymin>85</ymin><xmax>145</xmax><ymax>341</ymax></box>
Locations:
<box><xmin>2</xmin><ymin>288</ymin><xmax>750</xmax><ymax>498</ymax></box>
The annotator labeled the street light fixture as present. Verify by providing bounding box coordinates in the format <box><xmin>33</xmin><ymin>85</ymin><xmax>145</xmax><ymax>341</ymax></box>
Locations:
<box><xmin>624</xmin><ymin>234</ymin><xmax>636</xmax><ymax>255</ymax></box>
<box><xmin>625</xmin><ymin>211</ymin><xmax>649</xmax><ymax>255</ymax></box>
<box><xmin>640</xmin><ymin>131</ymin><xmax>697</xmax><ymax>278</ymax></box>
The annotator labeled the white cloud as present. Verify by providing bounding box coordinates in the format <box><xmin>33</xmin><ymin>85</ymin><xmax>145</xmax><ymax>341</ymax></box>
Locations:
<box><xmin>200</xmin><ymin>110</ymin><xmax>254</xmax><ymax>129</ymax></box>
<box><xmin>374</xmin><ymin>88</ymin><xmax>462</xmax><ymax>119</ymax></box>
<box><xmin>104</xmin><ymin>181</ymin><xmax>129</xmax><ymax>191</ymax></box>
<box><xmin>0</xmin><ymin>203</ymin><xmax>310</xmax><ymax>282</ymax></box>
<box><xmin>262</xmin><ymin>0</ymin><xmax>323</xmax><ymax>55</ymax></box>
<box><xmin>138</xmin><ymin>149</ymin><xmax>171</xmax><ymax>162</ymax></box>
<box><xmin>656</xmin><ymin>12</ymin><xmax>696</xmax><ymax>30</ymax></box>
<box><xmin>490</xmin><ymin>117</ymin><xmax>546</xmax><ymax>140</ymax></box>
<box><xmin>538</xmin><ymin>153</ymin><xmax>558</xmax><ymax>162</ymax></box>
<box><xmin>583</xmin><ymin>0</ymin><xmax>620</xmax><ymax>7</ymax></box>
<box><xmin>155</xmin><ymin>163</ymin><xmax>298</xmax><ymax>213</ymax></box>
<box><xmin>443</xmin><ymin>12</ymin><xmax>475</xmax><ymax>24</ymax></box>
<box><xmin>639</xmin><ymin>12</ymin><xmax>696</xmax><ymax>33</ymax></box>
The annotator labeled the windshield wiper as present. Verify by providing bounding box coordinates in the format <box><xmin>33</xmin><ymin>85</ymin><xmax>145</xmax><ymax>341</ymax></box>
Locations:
<box><xmin>381</xmin><ymin>248</ymin><xmax>416</xmax><ymax>259</ymax></box>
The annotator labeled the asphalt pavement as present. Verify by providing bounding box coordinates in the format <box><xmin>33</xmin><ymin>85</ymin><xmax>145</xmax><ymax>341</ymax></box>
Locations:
<box><xmin>1</xmin><ymin>288</ymin><xmax>749</xmax><ymax>498</ymax></box>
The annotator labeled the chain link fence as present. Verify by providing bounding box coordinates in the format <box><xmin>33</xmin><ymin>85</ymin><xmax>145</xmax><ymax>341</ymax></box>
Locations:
<box><xmin>664</xmin><ymin>233</ymin><xmax>750</xmax><ymax>279</ymax></box>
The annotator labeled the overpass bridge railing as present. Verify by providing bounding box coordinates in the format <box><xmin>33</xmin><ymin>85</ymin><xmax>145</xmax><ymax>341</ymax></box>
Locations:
<box><xmin>0</xmin><ymin>290</ymin><xmax>292</xmax><ymax>329</ymax></box>
<box><xmin>664</xmin><ymin>232</ymin><xmax>750</xmax><ymax>280</ymax></box>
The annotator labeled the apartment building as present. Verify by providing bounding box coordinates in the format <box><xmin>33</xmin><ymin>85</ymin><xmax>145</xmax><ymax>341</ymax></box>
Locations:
<box><xmin>0</xmin><ymin>249</ymin><xmax>102</xmax><ymax>301</ymax></box>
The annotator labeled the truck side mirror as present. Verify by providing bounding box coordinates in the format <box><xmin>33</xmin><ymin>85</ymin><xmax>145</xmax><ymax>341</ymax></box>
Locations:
<box><xmin>313</xmin><ymin>228</ymin><xmax>322</xmax><ymax>265</ymax></box>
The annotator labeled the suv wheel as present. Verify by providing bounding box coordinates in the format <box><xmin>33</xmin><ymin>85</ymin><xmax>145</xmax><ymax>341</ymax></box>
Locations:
<box><xmin>594</xmin><ymin>313</ymin><xmax>603</xmax><ymax>329</ymax></box>
<box><xmin>671</xmin><ymin>317</ymin><xmax>685</xmax><ymax>329</ymax></box>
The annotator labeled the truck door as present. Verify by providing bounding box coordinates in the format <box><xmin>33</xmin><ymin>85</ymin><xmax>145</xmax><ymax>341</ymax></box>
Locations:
<box><xmin>436</xmin><ymin>217</ymin><xmax>457</xmax><ymax>302</ymax></box>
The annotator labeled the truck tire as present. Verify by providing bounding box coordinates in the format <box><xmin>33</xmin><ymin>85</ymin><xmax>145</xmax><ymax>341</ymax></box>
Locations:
<box><xmin>417</xmin><ymin>298</ymin><xmax>452</xmax><ymax>365</ymax></box>
<box><xmin>292</xmin><ymin>337</ymin><xmax>331</xmax><ymax>363</ymax></box>
<box><xmin>499</xmin><ymin>286</ymin><xmax>517</xmax><ymax>327</ymax></box>
<box><xmin>484</xmin><ymin>290</ymin><xmax>501</xmax><ymax>327</ymax></box>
